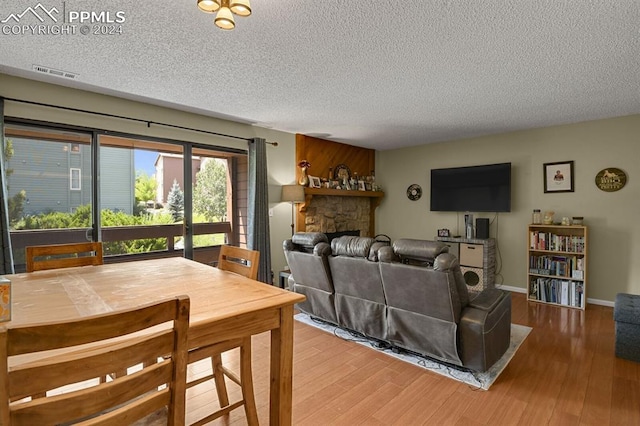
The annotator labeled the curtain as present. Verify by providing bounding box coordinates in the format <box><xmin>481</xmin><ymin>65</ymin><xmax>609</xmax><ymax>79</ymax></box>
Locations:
<box><xmin>0</xmin><ymin>98</ymin><xmax>15</xmax><ymax>274</ymax></box>
<box><xmin>247</xmin><ymin>138</ymin><xmax>272</xmax><ymax>284</ymax></box>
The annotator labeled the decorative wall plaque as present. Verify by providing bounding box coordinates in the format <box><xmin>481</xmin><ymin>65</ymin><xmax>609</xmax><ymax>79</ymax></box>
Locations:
<box><xmin>595</xmin><ymin>167</ymin><xmax>627</xmax><ymax>192</ymax></box>
<box><xmin>406</xmin><ymin>184</ymin><xmax>422</xmax><ymax>201</ymax></box>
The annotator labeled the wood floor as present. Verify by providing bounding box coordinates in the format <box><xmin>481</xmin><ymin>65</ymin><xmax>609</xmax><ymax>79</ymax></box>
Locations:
<box><xmin>186</xmin><ymin>292</ymin><xmax>640</xmax><ymax>425</ymax></box>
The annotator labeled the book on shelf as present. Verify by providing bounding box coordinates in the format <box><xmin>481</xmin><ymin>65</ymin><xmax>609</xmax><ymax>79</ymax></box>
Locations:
<box><xmin>560</xmin><ymin>281</ymin><xmax>569</xmax><ymax>305</ymax></box>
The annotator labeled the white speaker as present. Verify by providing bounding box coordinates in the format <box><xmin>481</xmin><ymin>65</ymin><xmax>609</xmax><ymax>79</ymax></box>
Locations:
<box><xmin>460</xmin><ymin>266</ymin><xmax>484</xmax><ymax>293</ymax></box>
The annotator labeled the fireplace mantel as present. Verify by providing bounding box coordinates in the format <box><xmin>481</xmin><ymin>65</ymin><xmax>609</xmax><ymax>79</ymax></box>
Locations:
<box><xmin>299</xmin><ymin>188</ymin><xmax>384</xmax><ymax>212</ymax></box>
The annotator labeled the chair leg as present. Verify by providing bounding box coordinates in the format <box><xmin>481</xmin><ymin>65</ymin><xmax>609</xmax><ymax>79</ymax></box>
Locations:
<box><xmin>240</xmin><ymin>337</ymin><xmax>258</xmax><ymax>426</ymax></box>
<box><xmin>211</xmin><ymin>353</ymin><xmax>230</xmax><ymax>408</ymax></box>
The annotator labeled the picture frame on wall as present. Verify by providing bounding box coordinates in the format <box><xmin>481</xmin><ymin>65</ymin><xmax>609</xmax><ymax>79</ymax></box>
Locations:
<box><xmin>544</xmin><ymin>161</ymin><xmax>574</xmax><ymax>193</ymax></box>
<box><xmin>309</xmin><ymin>176</ymin><xmax>322</xmax><ymax>188</ymax></box>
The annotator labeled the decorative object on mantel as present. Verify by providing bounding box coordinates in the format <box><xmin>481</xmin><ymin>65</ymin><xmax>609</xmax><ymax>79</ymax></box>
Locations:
<box><xmin>197</xmin><ymin>0</ymin><xmax>251</xmax><ymax>31</ymax></box>
<box><xmin>309</xmin><ymin>176</ymin><xmax>322</xmax><ymax>188</ymax></box>
<box><xmin>281</xmin><ymin>185</ymin><xmax>305</xmax><ymax>236</ymax></box>
<box><xmin>543</xmin><ymin>161</ymin><xmax>574</xmax><ymax>193</ymax></box>
<box><xmin>406</xmin><ymin>184</ymin><xmax>422</xmax><ymax>201</ymax></box>
<box><xmin>334</xmin><ymin>164</ymin><xmax>351</xmax><ymax>184</ymax></box>
<box><xmin>595</xmin><ymin>167</ymin><xmax>627</xmax><ymax>192</ymax></box>
<box><xmin>298</xmin><ymin>160</ymin><xmax>311</xmax><ymax>186</ymax></box>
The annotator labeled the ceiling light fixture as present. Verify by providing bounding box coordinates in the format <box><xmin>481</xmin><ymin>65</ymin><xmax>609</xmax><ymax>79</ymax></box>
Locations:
<box><xmin>197</xmin><ymin>0</ymin><xmax>251</xmax><ymax>30</ymax></box>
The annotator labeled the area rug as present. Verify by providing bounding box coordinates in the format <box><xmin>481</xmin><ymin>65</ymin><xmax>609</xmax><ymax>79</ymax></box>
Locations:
<box><xmin>295</xmin><ymin>312</ymin><xmax>531</xmax><ymax>390</ymax></box>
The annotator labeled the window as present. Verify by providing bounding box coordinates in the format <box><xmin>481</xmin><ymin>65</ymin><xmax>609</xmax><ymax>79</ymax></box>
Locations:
<box><xmin>3</xmin><ymin>121</ymin><xmax>247</xmax><ymax>271</ymax></box>
<box><xmin>70</xmin><ymin>168</ymin><xmax>81</xmax><ymax>190</ymax></box>
<box><xmin>3</xmin><ymin>123</ymin><xmax>94</xmax><ymax>271</ymax></box>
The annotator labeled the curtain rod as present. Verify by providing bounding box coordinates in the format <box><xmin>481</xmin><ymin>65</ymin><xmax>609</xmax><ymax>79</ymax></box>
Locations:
<box><xmin>1</xmin><ymin>97</ymin><xmax>278</xmax><ymax>146</ymax></box>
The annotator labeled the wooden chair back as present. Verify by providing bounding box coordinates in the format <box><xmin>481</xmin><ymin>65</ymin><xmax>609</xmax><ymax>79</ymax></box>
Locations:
<box><xmin>217</xmin><ymin>245</ymin><xmax>260</xmax><ymax>280</ymax></box>
<box><xmin>0</xmin><ymin>296</ymin><xmax>190</xmax><ymax>426</ymax></box>
<box><xmin>25</xmin><ymin>242</ymin><xmax>104</xmax><ymax>272</ymax></box>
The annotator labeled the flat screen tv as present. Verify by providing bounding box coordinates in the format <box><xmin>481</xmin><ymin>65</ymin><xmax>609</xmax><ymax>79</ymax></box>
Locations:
<box><xmin>430</xmin><ymin>162</ymin><xmax>511</xmax><ymax>212</ymax></box>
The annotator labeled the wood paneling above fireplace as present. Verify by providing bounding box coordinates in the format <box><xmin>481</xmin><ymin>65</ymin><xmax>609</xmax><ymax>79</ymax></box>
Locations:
<box><xmin>295</xmin><ymin>134</ymin><xmax>382</xmax><ymax>236</ymax></box>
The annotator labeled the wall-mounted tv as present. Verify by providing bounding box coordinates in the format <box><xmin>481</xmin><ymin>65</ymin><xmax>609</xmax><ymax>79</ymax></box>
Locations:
<box><xmin>430</xmin><ymin>162</ymin><xmax>511</xmax><ymax>212</ymax></box>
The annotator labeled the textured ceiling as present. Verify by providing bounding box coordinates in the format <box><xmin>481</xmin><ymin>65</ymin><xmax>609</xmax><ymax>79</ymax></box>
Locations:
<box><xmin>0</xmin><ymin>1</ymin><xmax>638</xmax><ymax>150</ymax></box>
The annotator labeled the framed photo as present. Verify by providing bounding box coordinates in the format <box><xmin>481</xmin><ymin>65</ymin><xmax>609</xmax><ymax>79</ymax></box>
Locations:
<box><xmin>437</xmin><ymin>228</ymin><xmax>450</xmax><ymax>237</ymax></box>
<box><xmin>309</xmin><ymin>176</ymin><xmax>322</xmax><ymax>188</ymax></box>
<box><xmin>358</xmin><ymin>181</ymin><xmax>367</xmax><ymax>191</ymax></box>
<box><xmin>544</xmin><ymin>161</ymin><xmax>574</xmax><ymax>193</ymax></box>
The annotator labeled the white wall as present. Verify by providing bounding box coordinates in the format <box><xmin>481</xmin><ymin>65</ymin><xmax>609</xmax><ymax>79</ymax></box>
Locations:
<box><xmin>376</xmin><ymin>115</ymin><xmax>640</xmax><ymax>304</ymax></box>
<box><xmin>0</xmin><ymin>73</ymin><xmax>297</xmax><ymax>277</ymax></box>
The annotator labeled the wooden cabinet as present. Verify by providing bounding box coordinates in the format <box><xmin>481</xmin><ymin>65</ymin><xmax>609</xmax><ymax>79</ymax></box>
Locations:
<box><xmin>527</xmin><ymin>225</ymin><xmax>588</xmax><ymax>310</ymax></box>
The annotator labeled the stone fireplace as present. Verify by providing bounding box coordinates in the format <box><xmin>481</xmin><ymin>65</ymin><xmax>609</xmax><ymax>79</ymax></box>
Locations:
<box><xmin>304</xmin><ymin>196</ymin><xmax>371</xmax><ymax>236</ymax></box>
<box><xmin>299</xmin><ymin>194</ymin><xmax>377</xmax><ymax>237</ymax></box>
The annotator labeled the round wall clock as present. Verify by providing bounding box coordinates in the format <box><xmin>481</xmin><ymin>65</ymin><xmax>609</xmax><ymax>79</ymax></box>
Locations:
<box><xmin>406</xmin><ymin>184</ymin><xmax>422</xmax><ymax>201</ymax></box>
<box><xmin>595</xmin><ymin>168</ymin><xmax>627</xmax><ymax>192</ymax></box>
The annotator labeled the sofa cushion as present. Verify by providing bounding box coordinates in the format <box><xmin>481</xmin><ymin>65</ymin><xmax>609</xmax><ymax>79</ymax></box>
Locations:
<box><xmin>393</xmin><ymin>239</ymin><xmax>449</xmax><ymax>264</ymax></box>
<box><xmin>331</xmin><ymin>236</ymin><xmax>374</xmax><ymax>258</ymax></box>
<box><xmin>434</xmin><ymin>252</ymin><xmax>470</xmax><ymax>308</ymax></box>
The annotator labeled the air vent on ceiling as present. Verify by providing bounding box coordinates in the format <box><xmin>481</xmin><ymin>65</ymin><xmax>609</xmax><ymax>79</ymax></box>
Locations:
<box><xmin>32</xmin><ymin>64</ymin><xmax>78</xmax><ymax>80</ymax></box>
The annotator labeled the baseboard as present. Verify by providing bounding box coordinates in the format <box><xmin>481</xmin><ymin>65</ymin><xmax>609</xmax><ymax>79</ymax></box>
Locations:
<box><xmin>498</xmin><ymin>284</ymin><xmax>526</xmax><ymax>293</ymax></box>
<box><xmin>587</xmin><ymin>298</ymin><xmax>614</xmax><ymax>307</ymax></box>
<box><xmin>495</xmin><ymin>284</ymin><xmax>615</xmax><ymax>307</ymax></box>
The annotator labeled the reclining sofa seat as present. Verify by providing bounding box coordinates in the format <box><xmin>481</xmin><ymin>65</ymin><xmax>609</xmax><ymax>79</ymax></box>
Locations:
<box><xmin>328</xmin><ymin>236</ymin><xmax>389</xmax><ymax>341</ymax></box>
<box><xmin>379</xmin><ymin>239</ymin><xmax>512</xmax><ymax>372</ymax></box>
<box><xmin>283</xmin><ymin>232</ymin><xmax>337</xmax><ymax>324</ymax></box>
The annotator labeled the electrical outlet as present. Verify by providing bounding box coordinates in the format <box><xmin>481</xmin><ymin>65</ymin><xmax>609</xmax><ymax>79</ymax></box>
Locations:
<box><xmin>269</xmin><ymin>208</ymin><xmax>274</xmax><ymax>217</ymax></box>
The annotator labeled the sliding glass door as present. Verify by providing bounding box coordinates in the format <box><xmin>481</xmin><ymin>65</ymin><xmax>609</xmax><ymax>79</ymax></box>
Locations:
<box><xmin>3</xmin><ymin>121</ymin><xmax>246</xmax><ymax>271</ymax></box>
<box><xmin>3</xmin><ymin>123</ymin><xmax>95</xmax><ymax>271</ymax></box>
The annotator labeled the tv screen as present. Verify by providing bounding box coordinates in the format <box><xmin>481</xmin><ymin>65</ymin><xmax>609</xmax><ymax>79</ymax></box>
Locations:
<box><xmin>430</xmin><ymin>163</ymin><xmax>511</xmax><ymax>212</ymax></box>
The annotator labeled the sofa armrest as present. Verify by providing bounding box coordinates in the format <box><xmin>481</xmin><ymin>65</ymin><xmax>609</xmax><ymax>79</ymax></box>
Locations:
<box><xmin>459</xmin><ymin>290</ymin><xmax>511</xmax><ymax>372</ymax></box>
<box><xmin>468</xmin><ymin>288</ymin><xmax>505</xmax><ymax>312</ymax></box>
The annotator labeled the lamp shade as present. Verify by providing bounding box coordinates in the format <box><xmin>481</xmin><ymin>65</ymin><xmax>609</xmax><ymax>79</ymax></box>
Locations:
<box><xmin>197</xmin><ymin>0</ymin><xmax>220</xmax><ymax>13</ymax></box>
<box><xmin>215</xmin><ymin>6</ymin><xmax>235</xmax><ymax>29</ymax></box>
<box><xmin>230</xmin><ymin>0</ymin><xmax>251</xmax><ymax>16</ymax></box>
<box><xmin>281</xmin><ymin>185</ymin><xmax>305</xmax><ymax>203</ymax></box>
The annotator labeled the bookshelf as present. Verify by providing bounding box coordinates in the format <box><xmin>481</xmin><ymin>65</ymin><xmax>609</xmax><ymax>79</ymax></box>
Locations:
<box><xmin>527</xmin><ymin>224</ymin><xmax>588</xmax><ymax>310</ymax></box>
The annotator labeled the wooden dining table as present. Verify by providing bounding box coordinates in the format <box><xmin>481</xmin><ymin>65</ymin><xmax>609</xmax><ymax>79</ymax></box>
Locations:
<box><xmin>4</xmin><ymin>256</ymin><xmax>305</xmax><ymax>425</ymax></box>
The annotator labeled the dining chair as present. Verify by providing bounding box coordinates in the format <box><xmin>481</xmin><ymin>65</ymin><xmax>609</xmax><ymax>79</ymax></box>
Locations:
<box><xmin>25</xmin><ymin>241</ymin><xmax>104</xmax><ymax>272</ymax></box>
<box><xmin>187</xmin><ymin>245</ymin><xmax>260</xmax><ymax>426</ymax></box>
<box><xmin>1</xmin><ymin>295</ymin><xmax>190</xmax><ymax>426</ymax></box>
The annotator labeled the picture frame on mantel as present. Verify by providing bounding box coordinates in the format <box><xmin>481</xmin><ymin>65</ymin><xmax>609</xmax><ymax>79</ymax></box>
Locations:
<box><xmin>308</xmin><ymin>176</ymin><xmax>322</xmax><ymax>188</ymax></box>
<box><xmin>544</xmin><ymin>161</ymin><xmax>574</xmax><ymax>193</ymax></box>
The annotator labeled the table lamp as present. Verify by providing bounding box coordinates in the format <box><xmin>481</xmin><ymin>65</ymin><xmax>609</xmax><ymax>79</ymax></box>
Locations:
<box><xmin>281</xmin><ymin>184</ymin><xmax>305</xmax><ymax>235</ymax></box>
